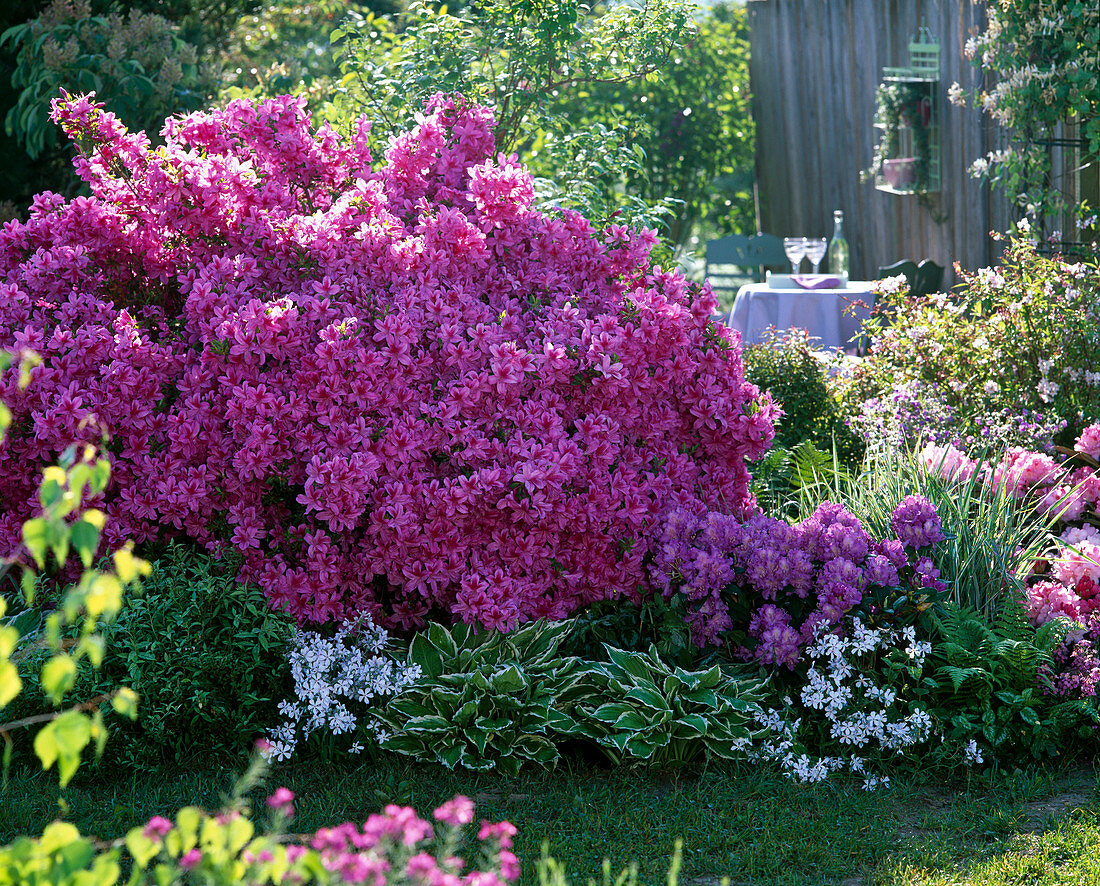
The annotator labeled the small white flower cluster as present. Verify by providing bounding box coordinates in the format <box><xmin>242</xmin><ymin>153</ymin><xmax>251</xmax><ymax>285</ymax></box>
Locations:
<box><xmin>1036</xmin><ymin>358</ymin><xmax>1062</xmax><ymax>403</ymax></box>
<box><xmin>963</xmin><ymin>738</ymin><xmax>984</xmax><ymax>766</ymax></box>
<box><xmin>738</xmin><ymin>620</ymin><xmax>936</xmax><ymax>790</ymax></box>
<box><xmin>876</xmin><ymin>274</ymin><xmax>910</xmax><ymax>296</ymax></box>
<box><xmin>976</xmin><ymin>267</ymin><xmax>1005</xmax><ymax>289</ymax></box>
<box><xmin>262</xmin><ymin>616</ymin><xmax>422</xmax><ymax>763</ymax></box>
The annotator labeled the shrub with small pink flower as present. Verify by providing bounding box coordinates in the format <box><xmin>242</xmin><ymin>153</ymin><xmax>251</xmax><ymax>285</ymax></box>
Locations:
<box><xmin>122</xmin><ymin>793</ymin><xmax>519</xmax><ymax>886</ymax></box>
<box><xmin>0</xmin><ymin>90</ymin><xmax>774</xmax><ymax>630</ymax></box>
<box><xmin>650</xmin><ymin>497</ymin><xmax>946</xmax><ymax>667</ymax></box>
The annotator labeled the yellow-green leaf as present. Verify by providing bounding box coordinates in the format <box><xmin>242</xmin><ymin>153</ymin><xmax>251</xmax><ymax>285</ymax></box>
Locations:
<box><xmin>34</xmin><ymin>709</ymin><xmax>92</xmax><ymax>786</ymax></box>
<box><xmin>175</xmin><ymin>807</ymin><xmax>202</xmax><ymax>848</ymax></box>
<box><xmin>0</xmin><ymin>660</ymin><xmax>21</xmax><ymax>708</ymax></box>
<box><xmin>92</xmin><ymin>708</ymin><xmax>108</xmax><ymax>757</ymax></box>
<box><xmin>86</xmin><ymin>573</ymin><xmax>123</xmax><ymax>619</ymax></box>
<box><xmin>21</xmin><ymin>517</ymin><xmax>49</xmax><ymax>570</ymax></box>
<box><xmin>41</xmin><ymin>654</ymin><xmax>77</xmax><ymax>703</ymax></box>
<box><xmin>112</xmin><ymin>687</ymin><xmax>139</xmax><ymax>720</ymax></box>
<box><xmin>126</xmin><ymin>828</ymin><xmax>162</xmax><ymax>868</ymax></box>
<box><xmin>0</xmin><ymin>624</ymin><xmax>16</xmax><ymax>659</ymax></box>
<box><xmin>113</xmin><ymin>547</ymin><xmax>151</xmax><ymax>584</ymax></box>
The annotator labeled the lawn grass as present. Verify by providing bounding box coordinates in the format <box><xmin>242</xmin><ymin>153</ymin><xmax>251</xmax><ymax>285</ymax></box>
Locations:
<box><xmin>2</xmin><ymin>754</ymin><xmax>1097</xmax><ymax>885</ymax></box>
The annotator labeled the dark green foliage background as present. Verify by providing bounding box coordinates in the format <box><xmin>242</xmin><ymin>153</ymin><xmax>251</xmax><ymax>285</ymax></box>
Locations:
<box><xmin>10</xmin><ymin>544</ymin><xmax>294</xmax><ymax>770</ymax></box>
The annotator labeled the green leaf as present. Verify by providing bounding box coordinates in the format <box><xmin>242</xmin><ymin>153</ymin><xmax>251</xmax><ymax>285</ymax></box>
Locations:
<box><xmin>612</xmin><ymin>709</ymin><xmax>648</xmax><ymax>732</ymax></box>
<box><xmin>490</xmin><ymin>663</ymin><xmax>528</xmax><ymax>693</ymax></box>
<box><xmin>427</xmin><ymin>620</ymin><xmax>460</xmax><ymax>660</ymax></box>
<box><xmin>437</xmin><ymin>743</ymin><xmax>464</xmax><ymax>769</ymax></box>
<box><xmin>672</xmin><ymin>713</ymin><xmax>708</xmax><ymax>739</ymax></box>
<box><xmin>41</xmin><ymin>654</ymin><xmax>78</xmax><ymax>703</ymax></box>
<box><xmin>604</xmin><ymin>645</ymin><xmax>654</xmax><ymax>681</ymax></box>
<box><xmin>403</xmin><ymin>714</ymin><xmax>453</xmax><ymax>733</ymax></box>
<box><xmin>624</xmin><ymin>736</ymin><xmax>658</xmax><ymax>759</ymax></box>
<box><xmin>21</xmin><ymin>517</ymin><xmax>49</xmax><ymax>570</ymax></box>
<box><xmin>34</xmin><ymin>709</ymin><xmax>92</xmax><ymax>787</ymax></box>
<box><xmin>624</xmin><ymin>685</ymin><xmax>670</xmax><ymax>713</ymax></box>
<box><xmin>70</xmin><ymin>516</ymin><xmax>101</xmax><ymax>569</ymax></box>
<box><xmin>409</xmin><ymin>632</ymin><xmax>444</xmax><ymax>679</ymax></box>
<box><xmin>590</xmin><ymin>702</ymin><xmax>629</xmax><ymax>725</ymax></box>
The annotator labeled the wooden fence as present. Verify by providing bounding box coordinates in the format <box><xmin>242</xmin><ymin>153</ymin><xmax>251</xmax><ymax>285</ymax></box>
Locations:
<box><xmin>747</xmin><ymin>0</ymin><xmax>1015</xmax><ymax>284</ymax></box>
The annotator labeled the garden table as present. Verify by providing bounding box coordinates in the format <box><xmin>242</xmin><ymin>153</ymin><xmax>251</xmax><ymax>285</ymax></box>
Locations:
<box><xmin>726</xmin><ymin>279</ymin><xmax>876</xmax><ymax>350</ymax></box>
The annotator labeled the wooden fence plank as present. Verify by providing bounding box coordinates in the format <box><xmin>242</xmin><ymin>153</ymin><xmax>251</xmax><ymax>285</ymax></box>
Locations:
<box><xmin>746</xmin><ymin>0</ymin><xmax>1013</xmax><ymax>283</ymax></box>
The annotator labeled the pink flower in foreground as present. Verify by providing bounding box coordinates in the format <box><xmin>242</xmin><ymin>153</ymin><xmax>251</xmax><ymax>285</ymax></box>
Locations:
<box><xmin>1077</xmin><ymin>424</ymin><xmax>1100</xmax><ymax>460</ymax></box>
<box><xmin>433</xmin><ymin>796</ymin><xmax>475</xmax><ymax>827</ymax></box>
<box><xmin>266</xmin><ymin>787</ymin><xmax>296</xmax><ymax>818</ymax></box>
<box><xmin>179</xmin><ymin>849</ymin><xmax>202</xmax><ymax>870</ymax></box>
<box><xmin>142</xmin><ymin>816</ymin><xmax>172</xmax><ymax>840</ymax></box>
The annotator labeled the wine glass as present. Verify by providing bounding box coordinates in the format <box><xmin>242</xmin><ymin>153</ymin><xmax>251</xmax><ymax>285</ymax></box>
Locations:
<box><xmin>803</xmin><ymin>237</ymin><xmax>827</xmax><ymax>274</ymax></box>
<box><xmin>783</xmin><ymin>237</ymin><xmax>806</xmax><ymax>274</ymax></box>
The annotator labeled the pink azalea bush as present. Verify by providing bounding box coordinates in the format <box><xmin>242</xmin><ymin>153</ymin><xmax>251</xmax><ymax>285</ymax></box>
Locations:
<box><xmin>650</xmin><ymin>496</ymin><xmax>946</xmax><ymax>666</ymax></box>
<box><xmin>0</xmin><ymin>91</ymin><xmax>775</xmax><ymax>630</ymax></box>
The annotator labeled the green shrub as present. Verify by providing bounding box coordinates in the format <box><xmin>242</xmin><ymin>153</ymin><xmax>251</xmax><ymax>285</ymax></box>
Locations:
<box><xmin>12</xmin><ymin>544</ymin><xmax>294</xmax><ymax>770</ymax></box>
<box><xmin>741</xmin><ymin>329</ymin><xmax>863</xmax><ymax>467</ymax></box>
<box><xmin>372</xmin><ymin>620</ymin><xmax>767</xmax><ymax>773</ymax></box>
<box><xmin>375</xmin><ymin>620</ymin><xmax>586</xmax><ymax>775</ymax></box>
<box><xmin>575</xmin><ymin>645</ymin><xmax>765</xmax><ymax>767</ymax></box>
<box><xmin>2</xmin><ymin>0</ymin><xmax>213</xmax><ymax>161</ymax></box>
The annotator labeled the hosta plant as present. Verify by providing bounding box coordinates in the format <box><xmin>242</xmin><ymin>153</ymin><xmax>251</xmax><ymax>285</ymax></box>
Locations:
<box><xmin>575</xmin><ymin>644</ymin><xmax>766</xmax><ymax>767</ymax></box>
<box><xmin>372</xmin><ymin>620</ymin><xmax>585</xmax><ymax>775</ymax></box>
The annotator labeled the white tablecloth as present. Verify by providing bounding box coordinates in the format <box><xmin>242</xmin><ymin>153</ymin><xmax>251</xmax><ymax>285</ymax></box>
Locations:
<box><xmin>726</xmin><ymin>282</ymin><xmax>876</xmax><ymax>350</ymax></box>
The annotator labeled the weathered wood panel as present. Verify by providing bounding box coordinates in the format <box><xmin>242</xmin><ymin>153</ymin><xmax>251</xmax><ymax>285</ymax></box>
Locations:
<box><xmin>747</xmin><ymin>0</ymin><xmax>1014</xmax><ymax>284</ymax></box>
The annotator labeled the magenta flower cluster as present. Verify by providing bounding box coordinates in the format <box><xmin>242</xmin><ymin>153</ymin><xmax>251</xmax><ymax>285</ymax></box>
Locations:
<box><xmin>1039</xmin><ymin>613</ymin><xmax>1100</xmax><ymax>700</ymax></box>
<box><xmin>650</xmin><ymin>497</ymin><xmax>945</xmax><ymax>666</ymax></box>
<box><xmin>308</xmin><ymin>798</ymin><xmax>519</xmax><ymax>886</ymax></box>
<box><xmin>0</xmin><ymin>90</ymin><xmax>775</xmax><ymax>630</ymax></box>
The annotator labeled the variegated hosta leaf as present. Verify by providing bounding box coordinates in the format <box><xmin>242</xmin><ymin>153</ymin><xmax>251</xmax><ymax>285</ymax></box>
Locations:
<box><xmin>575</xmin><ymin>646</ymin><xmax>767</xmax><ymax>766</ymax></box>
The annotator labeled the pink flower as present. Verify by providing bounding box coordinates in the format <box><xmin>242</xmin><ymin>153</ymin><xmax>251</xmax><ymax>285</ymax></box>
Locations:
<box><xmin>433</xmin><ymin>796</ymin><xmax>475</xmax><ymax>827</ymax></box>
<box><xmin>1076</xmin><ymin>424</ymin><xmax>1100</xmax><ymax>460</ymax></box>
<box><xmin>179</xmin><ymin>849</ymin><xmax>202</xmax><ymax>871</ymax></box>
<box><xmin>266</xmin><ymin>787</ymin><xmax>296</xmax><ymax>818</ymax></box>
<box><xmin>142</xmin><ymin>816</ymin><xmax>172</xmax><ymax>840</ymax></box>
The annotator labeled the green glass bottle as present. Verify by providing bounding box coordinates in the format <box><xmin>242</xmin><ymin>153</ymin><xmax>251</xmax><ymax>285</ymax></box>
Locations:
<box><xmin>827</xmin><ymin>210</ymin><xmax>849</xmax><ymax>276</ymax></box>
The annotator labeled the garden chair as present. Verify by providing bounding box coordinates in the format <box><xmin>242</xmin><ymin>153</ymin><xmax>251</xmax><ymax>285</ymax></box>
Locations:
<box><xmin>705</xmin><ymin>233</ymin><xmax>788</xmax><ymax>298</ymax></box>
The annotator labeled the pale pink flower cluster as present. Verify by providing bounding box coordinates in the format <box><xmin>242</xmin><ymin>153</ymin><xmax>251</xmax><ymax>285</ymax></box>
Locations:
<box><xmin>919</xmin><ymin>429</ymin><xmax>1100</xmax><ymax>634</ymax></box>
<box><xmin>918</xmin><ymin>424</ymin><xmax>1100</xmax><ymax>522</ymax></box>
<box><xmin>0</xmin><ymin>91</ymin><xmax>774</xmax><ymax>630</ymax></box>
